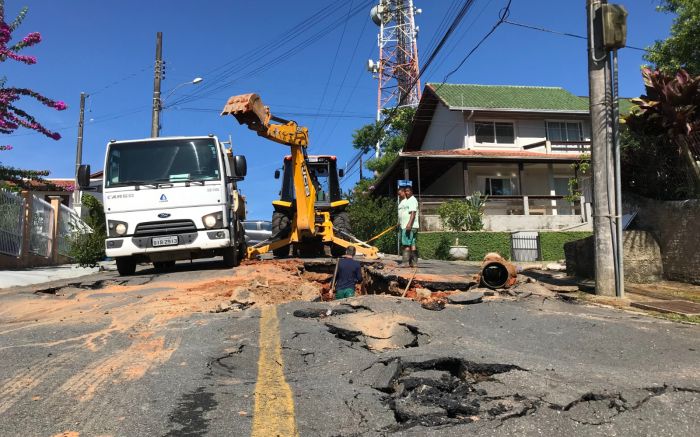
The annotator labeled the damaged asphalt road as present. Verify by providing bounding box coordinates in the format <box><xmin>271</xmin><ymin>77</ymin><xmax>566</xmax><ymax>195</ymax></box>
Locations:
<box><xmin>0</xmin><ymin>259</ymin><xmax>698</xmax><ymax>436</ymax></box>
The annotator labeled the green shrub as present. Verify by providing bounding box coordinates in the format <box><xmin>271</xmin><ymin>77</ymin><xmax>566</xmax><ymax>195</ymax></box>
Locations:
<box><xmin>539</xmin><ymin>232</ymin><xmax>592</xmax><ymax>261</ymax></box>
<box><xmin>69</xmin><ymin>230</ymin><xmax>106</xmax><ymax>267</ymax></box>
<box><xmin>436</xmin><ymin>193</ymin><xmax>486</xmax><ymax>231</ymax></box>
<box><xmin>68</xmin><ymin>194</ymin><xmax>106</xmax><ymax>267</ymax></box>
<box><xmin>417</xmin><ymin>232</ymin><xmax>511</xmax><ymax>261</ymax></box>
<box><xmin>348</xmin><ymin>185</ymin><xmax>398</xmax><ymax>255</ymax></box>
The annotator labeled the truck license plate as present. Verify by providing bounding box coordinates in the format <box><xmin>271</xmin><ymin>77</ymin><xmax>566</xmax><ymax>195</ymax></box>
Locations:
<box><xmin>152</xmin><ymin>236</ymin><xmax>178</xmax><ymax>247</ymax></box>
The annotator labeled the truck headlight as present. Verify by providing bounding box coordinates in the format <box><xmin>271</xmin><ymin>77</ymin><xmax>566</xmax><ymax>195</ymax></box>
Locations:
<box><xmin>108</xmin><ymin>220</ymin><xmax>128</xmax><ymax>237</ymax></box>
<box><xmin>202</xmin><ymin>212</ymin><xmax>223</xmax><ymax>229</ymax></box>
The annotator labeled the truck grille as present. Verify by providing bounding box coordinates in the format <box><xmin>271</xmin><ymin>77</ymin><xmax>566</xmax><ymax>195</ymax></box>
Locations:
<box><xmin>133</xmin><ymin>219</ymin><xmax>197</xmax><ymax>237</ymax></box>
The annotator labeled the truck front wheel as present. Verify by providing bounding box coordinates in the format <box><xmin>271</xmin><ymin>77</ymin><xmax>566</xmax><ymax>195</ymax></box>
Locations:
<box><xmin>116</xmin><ymin>256</ymin><xmax>136</xmax><ymax>276</ymax></box>
<box><xmin>223</xmin><ymin>245</ymin><xmax>240</xmax><ymax>268</ymax></box>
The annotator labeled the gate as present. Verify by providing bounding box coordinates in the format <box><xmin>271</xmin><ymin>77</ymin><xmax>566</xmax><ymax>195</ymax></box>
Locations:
<box><xmin>511</xmin><ymin>231</ymin><xmax>540</xmax><ymax>262</ymax></box>
<box><xmin>0</xmin><ymin>190</ymin><xmax>25</xmax><ymax>257</ymax></box>
<box><xmin>29</xmin><ymin>195</ymin><xmax>54</xmax><ymax>257</ymax></box>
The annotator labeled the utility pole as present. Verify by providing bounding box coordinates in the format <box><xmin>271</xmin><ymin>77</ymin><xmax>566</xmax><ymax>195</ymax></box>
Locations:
<box><xmin>73</xmin><ymin>92</ymin><xmax>87</xmax><ymax>214</ymax></box>
<box><xmin>150</xmin><ymin>31</ymin><xmax>163</xmax><ymax>137</ymax></box>
<box><xmin>586</xmin><ymin>0</ymin><xmax>616</xmax><ymax>296</ymax></box>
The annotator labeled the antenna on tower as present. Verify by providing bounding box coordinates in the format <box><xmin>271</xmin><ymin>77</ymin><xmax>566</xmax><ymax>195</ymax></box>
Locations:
<box><xmin>367</xmin><ymin>0</ymin><xmax>422</xmax><ymax>123</ymax></box>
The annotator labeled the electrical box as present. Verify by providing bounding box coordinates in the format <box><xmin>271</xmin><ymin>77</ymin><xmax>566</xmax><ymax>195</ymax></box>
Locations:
<box><xmin>601</xmin><ymin>4</ymin><xmax>628</xmax><ymax>50</ymax></box>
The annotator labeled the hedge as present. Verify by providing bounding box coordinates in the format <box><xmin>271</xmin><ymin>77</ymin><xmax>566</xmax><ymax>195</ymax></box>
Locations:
<box><xmin>417</xmin><ymin>232</ymin><xmax>511</xmax><ymax>261</ymax></box>
<box><xmin>538</xmin><ymin>231</ymin><xmax>592</xmax><ymax>261</ymax></box>
<box><xmin>415</xmin><ymin>231</ymin><xmax>592</xmax><ymax>261</ymax></box>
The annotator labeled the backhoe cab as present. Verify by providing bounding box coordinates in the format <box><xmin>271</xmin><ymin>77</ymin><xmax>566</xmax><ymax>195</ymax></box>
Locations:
<box><xmin>221</xmin><ymin>93</ymin><xmax>377</xmax><ymax>259</ymax></box>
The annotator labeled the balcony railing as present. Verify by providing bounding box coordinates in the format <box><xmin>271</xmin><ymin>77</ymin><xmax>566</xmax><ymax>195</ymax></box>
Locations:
<box><xmin>419</xmin><ymin>195</ymin><xmax>584</xmax><ymax>217</ymax></box>
<box><xmin>523</xmin><ymin>140</ymin><xmax>590</xmax><ymax>154</ymax></box>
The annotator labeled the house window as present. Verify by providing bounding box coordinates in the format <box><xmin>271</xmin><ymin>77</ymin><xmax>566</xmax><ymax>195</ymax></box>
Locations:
<box><xmin>475</xmin><ymin>121</ymin><xmax>515</xmax><ymax>144</ymax></box>
<box><xmin>485</xmin><ymin>177</ymin><xmax>513</xmax><ymax>195</ymax></box>
<box><xmin>546</xmin><ymin>121</ymin><xmax>583</xmax><ymax>142</ymax></box>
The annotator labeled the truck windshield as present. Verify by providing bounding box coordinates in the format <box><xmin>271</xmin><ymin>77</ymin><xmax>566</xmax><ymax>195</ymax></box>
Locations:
<box><xmin>105</xmin><ymin>139</ymin><xmax>221</xmax><ymax>188</ymax></box>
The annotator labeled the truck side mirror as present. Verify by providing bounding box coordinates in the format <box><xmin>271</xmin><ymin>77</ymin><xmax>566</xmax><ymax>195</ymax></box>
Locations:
<box><xmin>234</xmin><ymin>155</ymin><xmax>247</xmax><ymax>178</ymax></box>
<box><xmin>227</xmin><ymin>155</ymin><xmax>247</xmax><ymax>179</ymax></box>
<box><xmin>77</xmin><ymin>164</ymin><xmax>91</xmax><ymax>189</ymax></box>
<box><xmin>338</xmin><ymin>168</ymin><xmax>345</xmax><ymax>178</ymax></box>
<box><xmin>274</xmin><ymin>169</ymin><xmax>280</xmax><ymax>179</ymax></box>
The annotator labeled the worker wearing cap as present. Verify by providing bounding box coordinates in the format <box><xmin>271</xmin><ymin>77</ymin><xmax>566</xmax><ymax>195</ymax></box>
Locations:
<box><xmin>334</xmin><ymin>246</ymin><xmax>362</xmax><ymax>299</ymax></box>
<box><xmin>398</xmin><ymin>185</ymin><xmax>419</xmax><ymax>267</ymax></box>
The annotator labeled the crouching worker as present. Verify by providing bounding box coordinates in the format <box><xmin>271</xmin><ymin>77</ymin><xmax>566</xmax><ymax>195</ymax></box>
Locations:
<box><xmin>334</xmin><ymin>246</ymin><xmax>362</xmax><ymax>299</ymax></box>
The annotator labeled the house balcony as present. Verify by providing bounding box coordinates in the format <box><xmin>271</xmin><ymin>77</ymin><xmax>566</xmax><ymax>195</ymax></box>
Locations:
<box><xmin>523</xmin><ymin>140</ymin><xmax>591</xmax><ymax>154</ymax></box>
<box><xmin>419</xmin><ymin>195</ymin><xmax>592</xmax><ymax>232</ymax></box>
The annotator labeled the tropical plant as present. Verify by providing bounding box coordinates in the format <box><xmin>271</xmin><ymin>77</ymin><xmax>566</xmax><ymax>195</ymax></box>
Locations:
<box><xmin>436</xmin><ymin>192</ymin><xmax>486</xmax><ymax>232</ymax></box>
<box><xmin>624</xmin><ymin>68</ymin><xmax>700</xmax><ymax>193</ymax></box>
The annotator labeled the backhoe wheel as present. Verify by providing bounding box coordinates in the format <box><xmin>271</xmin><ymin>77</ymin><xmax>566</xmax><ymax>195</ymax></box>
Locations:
<box><xmin>116</xmin><ymin>256</ymin><xmax>136</xmax><ymax>276</ymax></box>
<box><xmin>330</xmin><ymin>244</ymin><xmax>346</xmax><ymax>258</ymax></box>
<box><xmin>332</xmin><ymin>212</ymin><xmax>351</xmax><ymax>235</ymax></box>
<box><xmin>271</xmin><ymin>211</ymin><xmax>291</xmax><ymax>258</ymax></box>
<box><xmin>331</xmin><ymin>212</ymin><xmax>352</xmax><ymax>257</ymax></box>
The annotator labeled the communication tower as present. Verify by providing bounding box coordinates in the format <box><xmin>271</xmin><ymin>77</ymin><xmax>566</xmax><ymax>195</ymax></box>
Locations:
<box><xmin>367</xmin><ymin>0</ymin><xmax>422</xmax><ymax>121</ymax></box>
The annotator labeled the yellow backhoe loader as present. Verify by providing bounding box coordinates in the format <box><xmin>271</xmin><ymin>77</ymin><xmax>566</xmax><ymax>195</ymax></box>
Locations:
<box><xmin>221</xmin><ymin>93</ymin><xmax>378</xmax><ymax>259</ymax></box>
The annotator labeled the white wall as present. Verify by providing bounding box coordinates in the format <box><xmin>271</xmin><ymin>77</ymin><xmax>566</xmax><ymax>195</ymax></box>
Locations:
<box><xmin>422</xmin><ymin>103</ymin><xmax>466</xmax><ymax>150</ymax></box>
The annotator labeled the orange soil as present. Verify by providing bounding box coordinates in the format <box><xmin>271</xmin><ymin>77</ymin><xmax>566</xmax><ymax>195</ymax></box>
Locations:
<box><xmin>0</xmin><ymin>259</ymin><xmax>323</xmax><ymax>403</ymax></box>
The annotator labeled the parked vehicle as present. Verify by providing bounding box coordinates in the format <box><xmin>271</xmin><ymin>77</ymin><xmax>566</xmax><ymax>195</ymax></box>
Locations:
<box><xmin>243</xmin><ymin>220</ymin><xmax>272</xmax><ymax>246</ymax></box>
<box><xmin>78</xmin><ymin>135</ymin><xmax>247</xmax><ymax>276</ymax></box>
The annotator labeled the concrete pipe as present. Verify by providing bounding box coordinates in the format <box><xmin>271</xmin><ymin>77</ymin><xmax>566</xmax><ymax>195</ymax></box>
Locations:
<box><xmin>479</xmin><ymin>253</ymin><xmax>518</xmax><ymax>289</ymax></box>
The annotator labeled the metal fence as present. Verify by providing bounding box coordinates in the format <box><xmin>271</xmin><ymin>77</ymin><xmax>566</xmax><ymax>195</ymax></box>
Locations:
<box><xmin>29</xmin><ymin>195</ymin><xmax>54</xmax><ymax>257</ymax></box>
<box><xmin>511</xmin><ymin>231</ymin><xmax>540</xmax><ymax>262</ymax></box>
<box><xmin>0</xmin><ymin>190</ymin><xmax>25</xmax><ymax>257</ymax></box>
<box><xmin>57</xmin><ymin>204</ymin><xmax>92</xmax><ymax>256</ymax></box>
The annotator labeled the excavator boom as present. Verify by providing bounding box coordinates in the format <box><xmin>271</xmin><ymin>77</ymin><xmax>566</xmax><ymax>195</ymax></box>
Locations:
<box><xmin>222</xmin><ymin>92</ymin><xmax>378</xmax><ymax>260</ymax></box>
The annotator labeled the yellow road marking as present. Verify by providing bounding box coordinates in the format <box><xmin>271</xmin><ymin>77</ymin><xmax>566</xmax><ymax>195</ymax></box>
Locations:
<box><xmin>251</xmin><ymin>306</ymin><xmax>299</xmax><ymax>437</ymax></box>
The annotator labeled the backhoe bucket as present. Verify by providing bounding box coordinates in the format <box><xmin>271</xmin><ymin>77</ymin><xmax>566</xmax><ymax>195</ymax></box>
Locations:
<box><xmin>221</xmin><ymin>93</ymin><xmax>269</xmax><ymax>132</ymax></box>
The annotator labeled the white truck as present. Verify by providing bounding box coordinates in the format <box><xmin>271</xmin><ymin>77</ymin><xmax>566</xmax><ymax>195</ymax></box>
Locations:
<box><xmin>78</xmin><ymin>135</ymin><xmax>247</xmax><ymax>276</ymax></box>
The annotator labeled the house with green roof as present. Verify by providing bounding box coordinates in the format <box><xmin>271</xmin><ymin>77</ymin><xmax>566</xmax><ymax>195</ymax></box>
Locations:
<box><xmin>372</xmin><ymin>83</ymin><xmax>625</xmax><ymax>232</ymax></box>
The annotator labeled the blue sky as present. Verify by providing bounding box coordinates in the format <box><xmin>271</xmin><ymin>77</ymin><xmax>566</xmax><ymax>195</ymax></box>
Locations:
<box><xmin>2</xmin><ymin>0</ymin><xmax>673</xmax><ymax>219</ymax></box>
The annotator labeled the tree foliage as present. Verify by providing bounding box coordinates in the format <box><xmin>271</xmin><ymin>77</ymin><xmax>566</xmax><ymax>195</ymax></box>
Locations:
<box><xmin>352</xmin><ymin>107</ymin><xmax>415</xmax><ymax>174</ymax></box>
<box><xmin>645</xmin><ymin>0</ymin><xmax>700</xmax><ymax>76</ymax></box>
<box><xmin>346</xmin><ymin>179</ymin><xmax>398</xmax><ymax>254</ymax></box>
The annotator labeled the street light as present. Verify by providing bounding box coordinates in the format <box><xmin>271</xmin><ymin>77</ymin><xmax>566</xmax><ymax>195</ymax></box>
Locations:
<box><xmin>158</xmin><ymin>77</ymin><xmax>203</xmax><ymax>134</ymax></box>
<box><xmin>162</xmin><ymin>77</ymin><xmax>204</xmax><ymax>106</ymax></box>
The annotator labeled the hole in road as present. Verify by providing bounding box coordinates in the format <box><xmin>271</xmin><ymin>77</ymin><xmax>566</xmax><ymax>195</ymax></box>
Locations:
<box><xmin>378</xmin><ymin>357</ymin><xmax>533</xmax><ymax>429</ymax></box>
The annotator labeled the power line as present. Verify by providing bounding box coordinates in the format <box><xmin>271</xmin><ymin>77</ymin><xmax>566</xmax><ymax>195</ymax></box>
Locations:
<box><xmin>312</xmin><ymin>0</ymin><xmax>356</xmax><ymax>133</ymax></box>
<box><xmin>503</xmin><ymin>19</ymin><xmax>646</xmax><ymax>52</ymax></box>
<box><xmin>170</xmin><ymin>1</ymin><xmax>375</xmax><ymax>107</ymax></box>
<box><xmin>315</xmin><ymin>2</ymin><xmax>371</xmax><ymax>146</ymax></box>
<box><xmin>438</xmin><ymin>0</ymin><xmax>512</xmax><ymax>87</ymax></box>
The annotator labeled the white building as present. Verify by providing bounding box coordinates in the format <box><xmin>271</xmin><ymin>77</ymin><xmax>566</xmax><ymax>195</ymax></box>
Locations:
<box><xmin>373</xmin><ymin>83</ymin><xmax>632</xmax><ymax>232</ymax></box>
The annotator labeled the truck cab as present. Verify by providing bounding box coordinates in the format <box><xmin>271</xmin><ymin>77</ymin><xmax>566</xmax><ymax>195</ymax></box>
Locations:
<box><xmin>84</xmin><ymin>135</ymin><xmax>247</xmax><ymax>275</ymax></box>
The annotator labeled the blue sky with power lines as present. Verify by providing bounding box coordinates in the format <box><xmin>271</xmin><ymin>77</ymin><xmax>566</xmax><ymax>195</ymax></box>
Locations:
<box><xmin>2</xmin><ymin>0</ymin><xmax>673</xmax><ymax>219</ymax></box>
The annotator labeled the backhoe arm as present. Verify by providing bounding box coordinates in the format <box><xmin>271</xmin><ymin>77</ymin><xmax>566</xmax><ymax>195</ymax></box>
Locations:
<box><xmin>222</xmin><ymin>93</ymin><xmax>316</xmax><ymax>234</ymax></box>
<box><xmin>221</xmin><ymin>93</ymin><xmax>309</xmax><ymax>147</ymax></box>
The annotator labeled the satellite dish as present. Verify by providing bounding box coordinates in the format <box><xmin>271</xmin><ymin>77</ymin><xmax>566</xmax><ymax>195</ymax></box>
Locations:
<box><xmin>370</xmin><ymin>4</ymin><xmax>385</xmax><ymax>26</ymax></box>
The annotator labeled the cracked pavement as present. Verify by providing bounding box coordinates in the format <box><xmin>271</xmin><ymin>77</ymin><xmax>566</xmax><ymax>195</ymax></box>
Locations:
<box><xmin>0</xmin><ymin>259</ymin><xmax>698</xmax><ymax>436</ymax></box>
